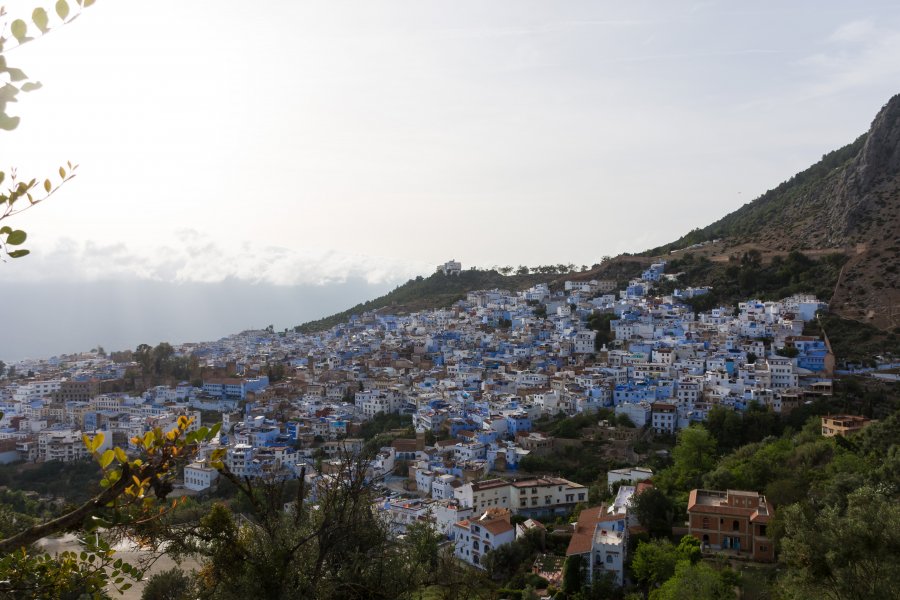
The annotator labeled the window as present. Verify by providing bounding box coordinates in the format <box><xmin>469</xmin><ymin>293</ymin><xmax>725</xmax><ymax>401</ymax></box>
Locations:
<box><xmin>732</xmin><ymin>520</ymin><xmax>740</xmax><ymax>532</ymax></box>
<box><xmin>702</xmin><ymin>517</ymin><xmax>709</xmax><ymax>529</ymax></box>
<box><xmin>606</xmin><ymin>555</ymin><xmax>613</xmax><ymax>564</ymax></box>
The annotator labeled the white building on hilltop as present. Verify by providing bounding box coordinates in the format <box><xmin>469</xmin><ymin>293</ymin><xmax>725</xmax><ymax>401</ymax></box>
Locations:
<box><xmin>437</xmin><ymin>260</ymin><xmax>462</xmax><ymax>276</ymax></box>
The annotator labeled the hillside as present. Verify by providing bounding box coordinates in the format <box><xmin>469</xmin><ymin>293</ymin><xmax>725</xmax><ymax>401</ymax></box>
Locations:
<box><xmin>646</xmin><ymin>94</ymin><xmax>900</xmax><ymax>330</ymax></box>
<box><xmin>295</xmin><ymin>97</ymin><xmax>899</xmax><ymax>336</ymax></box>
<box><xmin>294</xmin><ymin>270</ymin><xmax>550</xmax><ymax>333</ymax></box>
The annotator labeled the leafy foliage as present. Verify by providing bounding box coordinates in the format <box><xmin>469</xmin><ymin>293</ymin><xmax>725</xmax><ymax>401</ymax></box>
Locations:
<box><xmin>649</xmin><ymin>560</ymin><xmax>735</xmax><ymax>600</ymax></box>
<box><xmin>661</xmin><ymin>425</ymin><xmax>717</xmax><ymax>493</ymax></box>
<box><xmin>804</xmin><ymin>311</ymin><xmax>900</xmax><ymax>366</ymax></box>
<box><xmin>0</xmin><ymin>417</ymin><xmax>219</xmax><ymax>596</ymax></box>
<box><xmin>140</xmin><ymin>567</ymin><xmax>196</xmax><ymax>600</ymax></box>
<box><xmin>154</xmin><ymin>453</ymin><xmax>484</xmax><ymax>599</ymax></box>
<box><xmin>0</xmin><ymin>532</ymin><xmax>139</xmax><ymax>599</ymax></box>
<box><xmin>629</xmin><ymin>487</ymin><xmax>675</xmax><ymax>538</ymax></box>
<box><xmin>358</xmin><ymin>411</ymin><xmax>413</xmax><ymax>441</ymax></box>
<box><xmin>667</xmin><ymin>250</ymin><xmax>846</xmax><ymax>311</ymax></box>
<box><xmin>779</xmin><ymin>486</ymin><xmax>900</xmax><ymax>600</ymax></box>
<box><xmin>0</xmin><ymin>1</ymin><xmax>93</xmax><ymax>259</ymax></box>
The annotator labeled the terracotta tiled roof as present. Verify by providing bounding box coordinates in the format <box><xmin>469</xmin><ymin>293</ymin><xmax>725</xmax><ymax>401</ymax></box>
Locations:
<box><xmin>481</xmin><ymin>519</ymin><xmax>513</xmax><ymax>536</ymax></box>
<box><xmin>566</xmin><ymin>506</ymin><xmax>604</xmax><ymax>556</ymax></box>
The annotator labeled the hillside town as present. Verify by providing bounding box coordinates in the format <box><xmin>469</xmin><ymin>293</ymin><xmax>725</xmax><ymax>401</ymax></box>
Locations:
<box><xmin>0</xmin><ymin>260</ymin><xmax>855</xmax><ymax>591</ymax></box>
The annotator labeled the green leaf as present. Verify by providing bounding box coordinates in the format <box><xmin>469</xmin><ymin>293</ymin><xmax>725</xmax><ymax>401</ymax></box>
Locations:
<box><xmin>20</xmin><ymin>81</ymin><xmax>42</xmax><ymax>92</ymax></box>
<box><xmin>10</xmin><ymin>20</ymin><xmax>27</xmax><ymax>43</ymax></box>
<box><xmin>99</xmin><ymin>449</ymin><xmax>115</xmax><ymax>468</ymax></box>
<box><xmin>6</xmin><ymin>230</ymin><xmax>26</xmax><ymax>245</ymax></box>
<box><xmin>43</xmin><ymin>179</ymin><xmax>51</xmax><ymax>192</ymax></box>
<box><xmin>84</xmin><ymin>0</ymin><xmax>96</xmax><ymax>6</ymax></box>
<box><xmin>55</xmin><ymin>0</ymin><xmax>70</xmax><ymax>20</ymax></box>
<box><xmin>114</xmin><ymin>447</ymin><xmax>128</xmax><ymax>463</ymax></box>
<box><xmin>32</xmin><ymin>7</ymin><xmax>50</xmax><ymax>32</ymax></box>
<box><xmin>7</xmin><ymin>249</ymin><xmax>30</xmax><ymax>258</ymax></box>
<box><xmin>59</xmin><ymin>166</ymin><xmax>66</xmax><ymax>178</ymax></box>
<box><xmin>0</xmin><ymin>226</ymin><xmax>11</xmax><ymax>235</ymax></box>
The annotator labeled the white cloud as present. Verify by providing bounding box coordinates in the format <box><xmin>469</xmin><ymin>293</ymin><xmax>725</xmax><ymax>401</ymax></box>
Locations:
<box><xmin>788</xmin><ymin>20</ymin><xmax>900</xmax><ymax>100</ymax></box>
<box><xmin>828</xmin><ymin>19</ymin><xmax>875</xmax><ymax>44</ymax></box>
<box><xmin>4</xmin><ymin>235</ymin><xmax>430</xmax><ymax>287</ymax></box>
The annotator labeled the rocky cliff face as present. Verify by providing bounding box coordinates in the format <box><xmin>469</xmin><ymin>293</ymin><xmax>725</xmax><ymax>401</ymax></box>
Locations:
<box><xmin>652</xmin><ymin>94</ymin><xmax>900</xmax><ymax>329</ymax></box>
<box><xmin>830</xmin><ymin>94</ymin><xmax>900</xmax><ymax>247</ymax></box>
<box><xmin>854</xmin><ymin>95</ymin><xmax>900</xmax><ymax>193</ymax></box>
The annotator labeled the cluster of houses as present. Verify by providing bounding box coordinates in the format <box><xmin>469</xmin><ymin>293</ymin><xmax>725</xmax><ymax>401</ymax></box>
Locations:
<box><xmin>1</xmin><ymin>263</ymin><xmax>839</xmax><ymax>579</ymax></box>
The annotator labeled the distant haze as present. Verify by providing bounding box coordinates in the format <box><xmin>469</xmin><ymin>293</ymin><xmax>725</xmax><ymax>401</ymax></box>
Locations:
<box><xmin>2</xmin><ymin>279</ymin><xmax>394</xmax><ymax>362</ymax></box>
<box><xmin>2</xmin><ymin>1</ymin><xmax>898</xmax><ymax>359</ymax></box>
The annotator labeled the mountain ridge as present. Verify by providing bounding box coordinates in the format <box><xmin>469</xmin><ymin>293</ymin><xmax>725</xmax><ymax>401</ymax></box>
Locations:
<box><xmin>297</xmin><ymin>95</ymin><xmax>900</xmax><ymax>333</ymax></box>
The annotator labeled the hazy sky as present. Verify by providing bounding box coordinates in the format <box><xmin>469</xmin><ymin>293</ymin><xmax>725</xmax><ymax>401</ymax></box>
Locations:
<box><xmin>3</xmin><ymin>0</ymin><xmax>900</xmax><ymax>286</ymax></box>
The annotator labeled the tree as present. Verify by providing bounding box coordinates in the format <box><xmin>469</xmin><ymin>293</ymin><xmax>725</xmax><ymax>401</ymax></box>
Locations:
<box><xmin>631</xmin><ymin>539</ymin><xmax>680</xmax><ymax>589</ymax></box>
<box><xmin>156</xmin><ymin>452</ymin><xmax>475</xmax><ymax>599</ymax></box>
<box><xmin>630</xmin><ymin>487</ymin><xmax>674</xmax><ymax>538</ymax></box>
<box><xmin>779</xmin><ymin>486</ymin><xmax>900</xmax><ymax>600</ymax></box>
<box><xmin>633</xmin><ymin>537</ymin><xmax>711</xmax><ymax>596</ymax></box>
<box><xmin>586</xmin><ymin>312</ymin><xmax>615</xmax><ymax>350</ymax></box>
<box><xmin>0</xmin><ymin>418</ymin><xmax>220</xmax><ymax>596</ymax></box>
<box><xmin>134</xmin><ymin>343</ymin><xmax>153</xmax><ymax>374</ymax></box>
<box><xmin>561</xmin><ymin>555</ymin><xmax>585</xmax><ymax>595</ymax></box>
<box><xmin>704</xmin><ymin>406</ymin><xmax>742</xmax><ymax>452</ymax></box>
<box><xmin>141</xmin><ymin>567</ymin><xmax>196</xmax><ymax>600</ymax></box>
<box><xmin>650</xmin><ymin>561</ymin><xmax>733</xmax><ymax>600</ymax></box>
<box><xmin>670</xmin><ymin>426</ymin><xmax>717</xmax><ymax>491</ymax></box>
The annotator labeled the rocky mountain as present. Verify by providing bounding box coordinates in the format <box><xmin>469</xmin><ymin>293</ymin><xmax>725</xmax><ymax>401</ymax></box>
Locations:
<box><xmin>296</xmin><ymin>96</ymin><xmax>899</xmax><ymax>335</ymax></box>
<box><xmin>648</xmin><ymin>94</ymin><xmax>900</xmax><ymax>330</ymax></box>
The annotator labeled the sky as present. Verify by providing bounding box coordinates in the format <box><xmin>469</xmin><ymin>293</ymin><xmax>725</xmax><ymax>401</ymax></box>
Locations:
<box><xmin>1</xmin><ymin>0</ymin><xmax>899</xmax><ymax>359</ymax></box>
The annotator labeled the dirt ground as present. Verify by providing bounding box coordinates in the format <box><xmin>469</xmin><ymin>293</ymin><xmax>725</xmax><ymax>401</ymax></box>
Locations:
<box><xmin>37</xmin><ymin>534</ymin><xmax>200</xmax><ymax>600</ymax></box>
